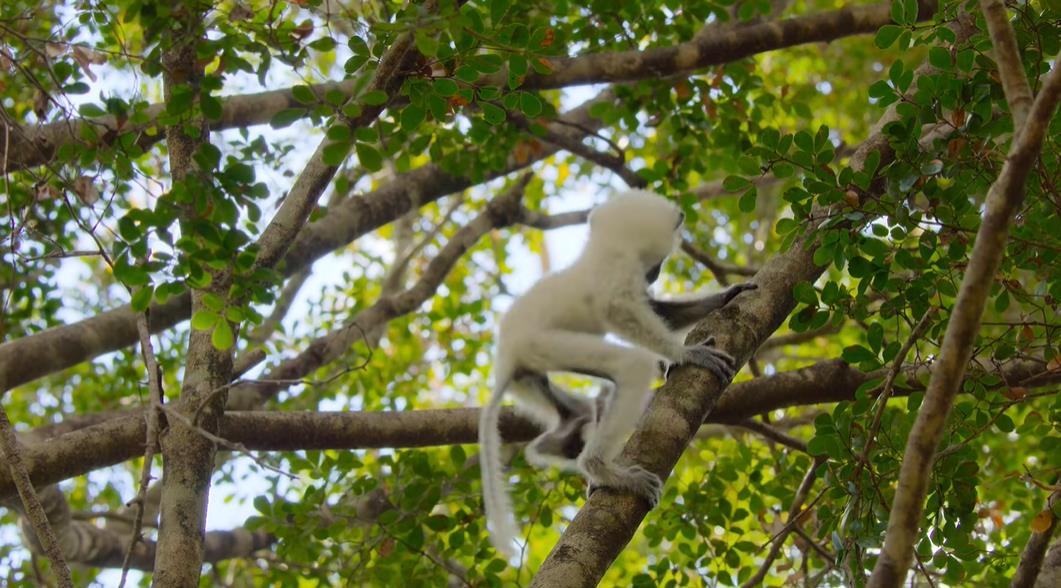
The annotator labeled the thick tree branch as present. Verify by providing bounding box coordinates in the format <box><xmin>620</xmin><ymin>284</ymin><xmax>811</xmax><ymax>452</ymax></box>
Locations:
<box><xmin>152</xmin><ymin>4</ymin><xmax>229</xmax><ymax>584</ymax></box>
<box><xmin>0</xmin><ymin>78</ymin><xmax>361</xmax><ymax>173</ymax></box>
<box><xmin>479</xmin><ymin>1</ymin><xmax>937</xmax><ymax>90</ymax></box>
<box><xmin>6</xmin><ymin>485</ymin><xmax>271</xmax><ymax>571</ymax></box>
<box><xmin>252</xmin><ymin>20</ymin><xmax>420</xmax><ymax>271</ymax></box>
<box><xmin>5</xmin><ymin>355</ymin><xmax>1057</xmax><ymax>502</ymax></box>
<box><xmin>2</xmin><ymin>3</ymin><xmax>935</xmax><ymax>176</ymax></box>
<box><xmin>870</xmin><ymin>63</ymin><xmax>1061</xmax><ymax>588</ymax></box>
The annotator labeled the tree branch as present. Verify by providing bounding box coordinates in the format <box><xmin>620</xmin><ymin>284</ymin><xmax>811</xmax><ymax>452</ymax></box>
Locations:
<box><xmin>0</xmin><ymin>91</ymin><xmax>615</xmax><ymax>396</ymax></box>
<box><xmin>228</xmin><ymin>173</ymin><xmax>535</xmax><ymax>410</ymax></box>
<box><xmin>479</xmin><ymin>1</ymin><xmax>938</xmax><ymax>90</ymax></box>
<box><xmin>869</xmin><ymin>61</ymin><xmax>1061</xmax><ymax>588</ymax></box>
<box><xmin>0</xmin><ymin>408</ymin><xmax>72</xmax><ymax>586</ymax></box>
<box><xmin>5</xmin><ymin>356</ymin><xmax>1059</xmax><ymax>502</ymax></box>
<box><xmin>740</xmin><ymin>457</ymin><xmax>827</xmax><ymax>588</ymax></box>
<box><xmin>1011</xmin><ymin>485</ymin><xmax>1060</xmax><ymax>588</ymax></box>
<box><xmin>979</xmin><ymin>0</ymin><xmax>1034</xmax><ymax>131</ymax></box>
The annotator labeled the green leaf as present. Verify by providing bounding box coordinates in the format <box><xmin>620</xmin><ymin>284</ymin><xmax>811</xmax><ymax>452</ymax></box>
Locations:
<box><xmin>326</xmin><ymin>125</ymin><xmax>351</xmax><ymax>142</ymax></box>
<box><xmin>415</xmin><ymin>31</ymin><xmax>439</xmax><ymax>57</ymax></box>
<box><xmin>131</xmin><ymin>286</ymin><xmax>154</xmax><ymax>312</ymax></box>
<box><xmin>361</xmin><ymin>90</ymin><xmax>388</xmax><ymax>106</ymax></box>
<box><xmin>356</xmin><ymin>142</ymin><xmax>383</xmax><ymax>171</ymax></box>
<box><xmin>201</xmin><ymin>292</ymin><xmax>225</xmax><ymax>312</ymax></box>
<box><xmin>400</xmin><ymin>104</ymin><xmax>426</xmax><ymax>131</ymax></box>
<box><xmin>191</xmin><ymin>310</ymin><xmax>219</xmax><ymax>331</ymax></box>
<box><xmin>270</xmin><ymin>108</ymin><xmax>306</xmax><ymax>129</ymax></box>
<box><xmin>793</xmin><ymin>282</ymin><xmax>818</xmax><ymax>305</ymax></box>
<box><xmin>519</xmin><ymin>92</ymin><xmax>542</xmax><ymax>116</ymax></box>
<box><xmin>842</xmin><ymin>345</ymin><xmax>877</xmax><ymax>363</ymax></box>
<box><xmin>322</xmin><ymin>141</ymin><xmax>352</xmax><ymax>166</ymax></box>
<box><xmin>78</xmin><ymin>103</ymin><xmax>106</xmax><ymax>117</ymax></box>
<box><xmin>875</xmin><ymin>25</ymin><xmax>903</xmax><ymax>49</ymax></box>
<box><xmin>723</xmin><ymin>175</ymin><xmax>752</xmax><ymax>191</ymax></box>
<box><xmin>433</xmin><ymin>78</ymin><xmax>459</xmax><ymax>97</ymax></box>
<box><xmin>868</xmin><ymin>323</ymin><xmax>884</xmax><ymax>353</ymax></box>
<box><xmin>509</xmin><ymin>55</ymin><xmax>528</xmax><ymax>78</ymax></box>
<box><xmin>212</xmin><ymin>320</ymin><xmax>235</xmax><ymax>350</ymax></box>
<box><xmin>812</xmin><ymin>244</ymin><xmax>834</xmax><ymax>267</ymax></box>
<box><xmin>200</xmin><ymin>95</ymin><xmax>222</xmax><ymax>121</ymax></box>
<box><xmin>292</xmin><ymin>85</ymin><xmax>317</xmax><ymax>104</ymax></box>
<box><xmin>928</xmin><ymin>46</ymin><xmax>951</xmax><ymax>69</ymax></box>
<box><xmin>738</xmin><ymin>188</ymin><xmax>757</xmax><ymax>213</ymax></box>
<box><xmin>891</xmin><ymin>0</ymin><xmax>908</xmax><ymax>25</ymax></box>
<box><xmin>480</xmin><ymin>102</ymin><xmax>506</xmax><ymax>125</ymax></box>
<box><xmin>455</xmin><ymin>65</ymin><xmax>479</xmax><ymax>83</ymax></box>
<box><xmin>309</xmin><ymin>36</ymin><xmax>337</xmax><ymax>52</ymax></box>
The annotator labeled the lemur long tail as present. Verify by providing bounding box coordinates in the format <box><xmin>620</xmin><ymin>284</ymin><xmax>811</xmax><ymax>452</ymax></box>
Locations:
<box><xmin>479</xmin><ymin>373</ymin><xmax>519</xmax><ymax>559</ymax></box>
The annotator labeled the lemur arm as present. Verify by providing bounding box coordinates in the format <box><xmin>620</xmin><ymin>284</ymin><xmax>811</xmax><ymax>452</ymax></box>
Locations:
<box><xmin>649</xmin><ymin>282</ymin><xmax>758</xmax><ymax>329</ymax></box>
<box><xmin>605</xmin><ymin>295</ymin><xmax>687</xmax><ymax>362</ymax></box>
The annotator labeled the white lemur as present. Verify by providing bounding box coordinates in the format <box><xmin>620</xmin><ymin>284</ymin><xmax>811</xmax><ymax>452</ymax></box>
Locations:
<box><xmin>479</xmin><ymin>189</ymin><xmax>757</xmax><ymax>557</ymax></box>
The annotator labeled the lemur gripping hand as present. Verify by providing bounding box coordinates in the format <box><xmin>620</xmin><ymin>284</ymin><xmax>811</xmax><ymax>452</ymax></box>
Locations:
<box><xmin>681</xmin><ymin>336</ymin><xmax>738</xmax><ymax>383</ymax></box>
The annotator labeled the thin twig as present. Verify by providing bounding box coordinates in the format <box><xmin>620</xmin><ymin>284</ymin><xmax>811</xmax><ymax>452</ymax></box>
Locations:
<box><xmin>737</xmin><ymin>418</ymin><xmax>809</xmax><ymax>453</ymax></box>
<box><xmin>857</xmin><ymin>309</ymin><xmax>936</xmax><ymax>468</ymax></box>
<box><xmin>508</xmin><ymin>110</ymin><xmax>646</xmax><ymax>188</ymax></box>
<box><xmin>741</xmin><ymin>457</ymin><xmax>828</xmax><ymax>588</ymax></box>
<box><xmin>118</xmin><ymin>312</ymin><xmax>165</xmax><ymax>588</ymax></box>
<box><xmin>158</xmin><ymin>405</ymin><xmax>296</xmax><ymax>480</ymax></box>
<box><xmin>680</xmin><ymin>239</ymin><xmax>758</xmax><ymax>286</ymax></box>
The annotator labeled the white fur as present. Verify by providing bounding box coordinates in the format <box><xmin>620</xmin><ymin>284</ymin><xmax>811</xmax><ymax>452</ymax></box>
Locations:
<box><xmin>479</xmin><ymin>189</ymin><xmax>687</xmax><ymax>557</ymax></box>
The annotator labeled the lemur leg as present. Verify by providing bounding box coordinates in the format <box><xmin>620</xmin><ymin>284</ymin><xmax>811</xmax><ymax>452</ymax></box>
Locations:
<box><xmin>511</xmin><ymin>373</ymin><xmax>594</xmax><ymax>471</ymax></box>
<box><xmin>519</xmin><ymin>330</ymin><xmax>663</xmax><ymax>507</ymax></box>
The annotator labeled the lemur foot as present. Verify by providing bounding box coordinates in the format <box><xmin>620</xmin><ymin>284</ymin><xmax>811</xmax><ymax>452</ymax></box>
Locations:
<box><xmin>581</xmin><ymin>455</ymin><xmax>662</xmax><ymax>508</ymax></box>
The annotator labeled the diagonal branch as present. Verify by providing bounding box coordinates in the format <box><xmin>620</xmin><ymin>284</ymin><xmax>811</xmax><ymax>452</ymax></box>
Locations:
<box><xmin>228</xmin><ymin>173</ymin><xmax>536</xmax><ymax>410</ymax></box>
<box><xmin>0</xmin><ymin>407</ymin><xmax>72</xmax><ymax>587</ymax></box>
<box><xmin>1011</xmin><ymin>485</ymin><xmax>1061</xmax><ymax>588</ymax></box>
<box><xmin>869</xmin><ymin>62</ymin><xmax>1061</xmax><ymax>588</ymax></box>
<box><xmin>978</xmin><ymin>0</ymin><xmax>1034</xmax><ymax>131</ymax></box>
<box><xmin>0</xmin><ymin>91</ymin><xmax>615</xmax><ymax>396</ymax></box>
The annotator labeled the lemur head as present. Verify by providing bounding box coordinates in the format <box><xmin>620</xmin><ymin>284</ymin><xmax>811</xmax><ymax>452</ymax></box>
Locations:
<box><xmin>587</xmin><ymin>189</ymin><xmax>684</xmax><ymax>272</ymax></box>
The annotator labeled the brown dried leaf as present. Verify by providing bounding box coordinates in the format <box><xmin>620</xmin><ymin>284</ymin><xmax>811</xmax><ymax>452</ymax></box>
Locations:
<box><xmin>72</xmin><ymin>176</ymin><xmax>100</xmax><ymax>205</ymax></box>
<box><xmin>1003</xmin><ymin>387</ymin><xmax>1027</xmax><ymax>401</ymax></box>
<box><xmin>71</xmin><ymin>45</ymin><xmax>107</xmax><ymax>82</ymax></box>
<box><xmin>45</xmin><ymin>42</ymin><xmax>66</xmax><ymax>58</ymax></box>
<box><xmin>1030</xmin><ymin>510</ymin><xmax>1053</xmax><ymax>534</ymax></box>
